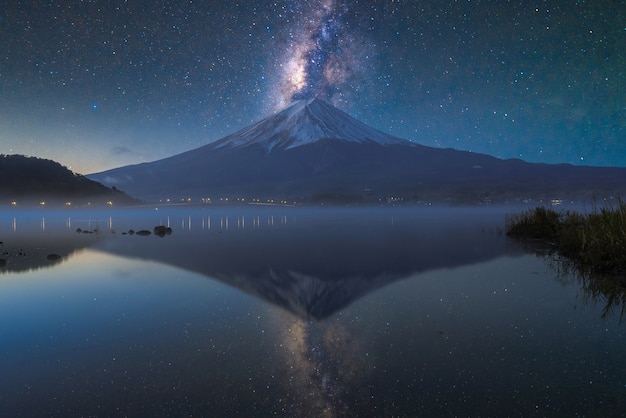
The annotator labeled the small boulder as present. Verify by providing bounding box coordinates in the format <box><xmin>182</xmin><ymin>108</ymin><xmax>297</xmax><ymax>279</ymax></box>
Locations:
<box><xmin>136</xmin><ymin>230</ymin><xmax>151</xmax><ymax>236</ymax></box>
<box><xmin>153</xmin><ymin>225</ymin><xmax>173</xmax><ymax>237</ymax></box>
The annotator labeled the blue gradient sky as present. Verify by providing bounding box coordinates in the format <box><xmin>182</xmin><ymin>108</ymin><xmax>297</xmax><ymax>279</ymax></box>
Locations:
<box><xmin>1</xmin><ymin>1</ymin><xmax>624</xmax><ymax>173</ymax></box>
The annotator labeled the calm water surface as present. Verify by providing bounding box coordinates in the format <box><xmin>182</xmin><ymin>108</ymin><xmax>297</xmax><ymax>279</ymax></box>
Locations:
<box><xmin>0</xmin><ymin>206</ymin><xmax>624</xmax><ymax>416</ymax></box>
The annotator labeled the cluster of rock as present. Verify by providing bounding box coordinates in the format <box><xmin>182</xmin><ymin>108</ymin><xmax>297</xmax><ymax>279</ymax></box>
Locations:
<box><xmin>122</xmin><ymin>225</ymin><xmax>173</xmax><ymax>237</ymax></box>
<box><xmin>0</xmin><ymin>224</ymin><xmax>174</xmax><ymax>270</ymax></box>
<box><xmin>74</xmin><ymin>225</ymin><xmax>173</xmax><ymax>237</ymax></box>
<box><xmin>0</xmin><ymin>240</ymin><xmax>61</xmax><ymax>268</ymax></box>
<box><xmin>76</xmin><ymin>227</ymin><xmax>100</xmax><ymax>234</ymax></box>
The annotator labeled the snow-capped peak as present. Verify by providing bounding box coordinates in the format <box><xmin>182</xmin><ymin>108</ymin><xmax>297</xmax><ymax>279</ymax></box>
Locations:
<box><xmin>209</xmin><ymin>98</ymin><xmax>412</xmax><ymax>152</ymax></box>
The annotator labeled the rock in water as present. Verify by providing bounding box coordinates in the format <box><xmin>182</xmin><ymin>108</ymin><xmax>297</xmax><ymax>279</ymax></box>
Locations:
<box><xmin>153</xmin><ymin>225</ymin><xmax>173</xmax><ymax>237</ymax></box>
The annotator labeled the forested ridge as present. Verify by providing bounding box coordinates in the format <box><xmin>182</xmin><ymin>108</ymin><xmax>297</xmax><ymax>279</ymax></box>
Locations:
<box><xmin>0</xmin><ymin>154</ymin><xmax>136</xmax><ymax>204</ymax></box>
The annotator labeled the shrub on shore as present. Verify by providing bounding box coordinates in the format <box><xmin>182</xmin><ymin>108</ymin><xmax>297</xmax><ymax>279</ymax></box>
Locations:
<box><xmin>506</xmin><ymin>202</ymin><xmax>626</xmax><ymax>275</ymax></box>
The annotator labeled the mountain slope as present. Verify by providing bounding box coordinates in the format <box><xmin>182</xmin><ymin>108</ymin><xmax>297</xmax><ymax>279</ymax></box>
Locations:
<box><xmin>88</xmin><ymin>99</ymin><xmax>626</xmax><ymax>204</ymax></box>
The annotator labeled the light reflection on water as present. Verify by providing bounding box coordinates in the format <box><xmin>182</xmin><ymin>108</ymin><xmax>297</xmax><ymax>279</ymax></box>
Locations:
<box><xmin>8</xmin><ymin>208</ymin><xmax>377</xmax><ymax>234</ymax></box>
<box><xmin>0</xmin><ymin>207</ymin><xmax>625</xmax><ymax>416</ymax></box>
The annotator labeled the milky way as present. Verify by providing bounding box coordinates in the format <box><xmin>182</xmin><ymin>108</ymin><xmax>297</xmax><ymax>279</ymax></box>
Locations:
<box><xmin>269</xmin><ymin>0</ymin><xmax>367</xmax><ymax>110</ymax></box>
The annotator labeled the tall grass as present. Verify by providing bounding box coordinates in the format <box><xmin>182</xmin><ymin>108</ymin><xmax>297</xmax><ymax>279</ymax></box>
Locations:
<box><xmin>508</xmin><ymin>203</ymin><xmax>626</xmax><ymax>322</ymax></box>
<box><xmin>506</xmin><ymin>202</ymin><xmax>626</xmax><ymax>275</ymax></box>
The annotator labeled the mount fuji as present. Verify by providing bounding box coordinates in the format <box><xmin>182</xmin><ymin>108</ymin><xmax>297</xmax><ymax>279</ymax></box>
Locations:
<box><xmin>89</xmin><ymin>98</ymin><xmax>626</xmax><ymax>204</ymax></box>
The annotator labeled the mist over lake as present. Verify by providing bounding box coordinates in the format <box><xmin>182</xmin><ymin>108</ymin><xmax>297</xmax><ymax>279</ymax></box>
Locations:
<box><xmin>1</xmin><ymin>206</ymin><xmax>624</xmax><ymax>416</ymax></box>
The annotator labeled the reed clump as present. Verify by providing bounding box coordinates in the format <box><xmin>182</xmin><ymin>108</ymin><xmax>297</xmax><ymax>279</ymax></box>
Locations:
<box><xmin>506</xmin><ymin>202</ymin><xmax>626</xmax><ymax>275</ymax></box>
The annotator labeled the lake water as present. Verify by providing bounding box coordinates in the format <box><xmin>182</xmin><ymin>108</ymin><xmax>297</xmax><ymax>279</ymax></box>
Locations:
<box><xmin>1</xmin><ymin>206</ymin><xmax>624</xmax><ymax>416</ymax></box>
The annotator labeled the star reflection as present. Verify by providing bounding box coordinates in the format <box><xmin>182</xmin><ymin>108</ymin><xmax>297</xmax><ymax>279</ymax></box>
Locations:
<box><xmin>269</xmin><ymin>309</ymin><xmax>372</xmax><ymax>416</ymax></box>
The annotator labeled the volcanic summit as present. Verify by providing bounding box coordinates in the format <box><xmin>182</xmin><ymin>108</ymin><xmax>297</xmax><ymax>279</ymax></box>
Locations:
<box><xmin>89</xmin><ymin>99</ymin><xmax>626</xmax><ymax>204</ymax></box>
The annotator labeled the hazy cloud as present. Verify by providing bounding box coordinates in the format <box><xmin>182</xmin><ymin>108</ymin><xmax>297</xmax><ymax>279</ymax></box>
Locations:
<box><xmin>110</xmin><ymin>146</ymin><xmax>134</xmax><ymax>156</ymax></box>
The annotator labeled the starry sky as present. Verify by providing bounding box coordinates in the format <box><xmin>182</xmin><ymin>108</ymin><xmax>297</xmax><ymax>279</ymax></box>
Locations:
<box><xmin>1</xmin><ymin>0</ymin><xmax>624</xmax><ymax>174</ymax></box>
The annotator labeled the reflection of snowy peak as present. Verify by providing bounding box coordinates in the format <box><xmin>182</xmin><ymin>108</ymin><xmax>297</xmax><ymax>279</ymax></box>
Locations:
<box><xmin>209</xmin><ymin>98</ymin><xmax>411</xmax><ymax>152</ymax></box>
<box><xmin>220</xmin><ymin>269</ymin><xmax>395</xmax><ymax>320</ymax></box>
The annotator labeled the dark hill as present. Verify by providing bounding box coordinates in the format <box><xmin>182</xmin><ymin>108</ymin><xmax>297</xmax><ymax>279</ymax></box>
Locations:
<box><xmin>0</xmin><ymin>154</ymin><xmax>139</xmax><ymax>206</ymax></box>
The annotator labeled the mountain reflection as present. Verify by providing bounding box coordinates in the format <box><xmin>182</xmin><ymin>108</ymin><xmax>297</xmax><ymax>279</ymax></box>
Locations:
<box><xmin>92</xmin><ymin>208</ymin><xmax>521</xmax><ymax>319</ymax></box>
<box><xmin>5</xmin><ymin>207</ymin><xmax>623</xmax><ymax>322</ymax></box>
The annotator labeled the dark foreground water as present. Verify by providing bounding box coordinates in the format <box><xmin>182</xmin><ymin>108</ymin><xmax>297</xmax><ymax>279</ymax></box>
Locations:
<box><xmin>0</xmin><ymin>206</ymin><xmax>624</xmax><ymax>417</ymax></box>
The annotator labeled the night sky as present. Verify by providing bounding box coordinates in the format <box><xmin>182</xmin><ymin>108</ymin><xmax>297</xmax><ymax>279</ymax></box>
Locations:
<box><xmin>1</xmin><ymin>1</ymin><xmax>624</xmax><ymax>174</ymax></box>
